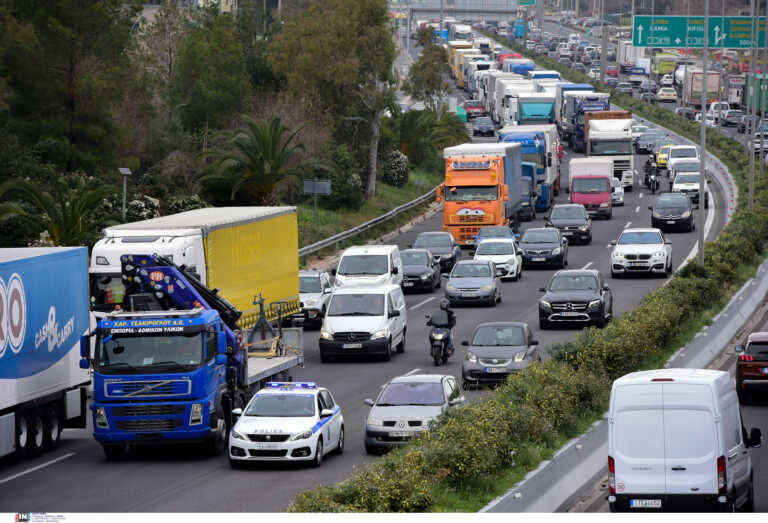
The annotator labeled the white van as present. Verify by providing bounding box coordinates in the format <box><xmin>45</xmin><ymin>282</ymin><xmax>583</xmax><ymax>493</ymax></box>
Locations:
<box><xmin>608</xmin><ymin>369</ymin><xmax>761</xmax><ymax>512</ymax></box>
<box><xmin>666</xmin><ymin>145</ymin><xmax>700</xmax><ymax>173</ymax></box>
<box><xmin>318</xmin><ymin>284</ymin><xmax>407</xmax><ymax>362</ymax></box>
<box><xmin>333</xmin><ymin>245</ymin><xmax>403</xmax><ymax>288</ymax></box>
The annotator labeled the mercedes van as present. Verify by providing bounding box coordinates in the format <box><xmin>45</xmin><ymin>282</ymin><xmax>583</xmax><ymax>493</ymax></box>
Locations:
<box><xmin>332</xmin><ymin>245</ymin><xmax>403</xmax><ymax>289</ymax></box>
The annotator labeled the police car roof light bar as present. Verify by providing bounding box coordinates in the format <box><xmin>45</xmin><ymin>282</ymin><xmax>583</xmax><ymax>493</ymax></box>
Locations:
<box><xmin>266</xmin><ymin>381</ymin><xmax>317</xmax><ymax>389</ymax></box>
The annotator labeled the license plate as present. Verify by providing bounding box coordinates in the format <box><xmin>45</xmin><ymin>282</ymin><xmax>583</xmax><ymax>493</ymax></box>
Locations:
<box><xmin>390</xmin><ymin>431</ymin><xmax>410</xmax><ymax>437</ymax></box>
<box><xmin>342</xmin><ymin>343</ymin><xmax>362</xmax><ymax>349</ymax></box>
<box><xmin>562</xmin><ymin>231</ymin><xmax>573</xmax><ymax>235</ymax></box>
<box><xmin>461</xmin><ymin>292</ymin><xmax>477</xmax><ymax>298</ymax></box>
<box><xmin>253</xmin><ymin>443</ymin><xmax>279</xmax><ymax>450</ymax></box>
<box><xmin>485</xmin><ymin>367</ymin><xmax>507</xmax><ymax>373</ymax></box>
<box><xmin>666</xmin><ymin>220</ymin><xmax>676</xmax><ymax>224</ymax></box>
<box><xmin>403</xmin><ymin>282</ymin><xmax>414</xmax><ymax>287</ymax></box>
<box><xmin>532</xmin><ymin>257</ymin><xmax>545</xmax><ymax>262</ymax></box>
<box><xmin>629</xmin><ymin>262</ymin><xmax>646</xmax><ymax>266</ymax></box>
<box><xmin>630</xmin><ymin>499</ymin><xmax>662</xmax><ymax>508</ymax></box>
<box><xmin>559</xmin><ymin>311</ymin><xmax>581</xmax><ymax>317</ymax></box>
<box><xmin>307</xmin><ymin>310</ymin><xmax>317</xmax><ymax>318</ymax></box>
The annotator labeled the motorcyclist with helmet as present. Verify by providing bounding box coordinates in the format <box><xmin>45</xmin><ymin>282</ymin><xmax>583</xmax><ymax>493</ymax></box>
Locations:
<box><xmin>425</xmin><ymin>299</ymin><xmax>456</xmax><ymax>364</ymax></box>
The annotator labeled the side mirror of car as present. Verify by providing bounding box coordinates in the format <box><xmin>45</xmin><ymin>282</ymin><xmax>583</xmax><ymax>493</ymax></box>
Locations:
<box><xmin>748</xmin><ymin>427</ymin><xmax>762</xmax><ymax>449</ymax></box>
<box><xmin>565</xmin><ymin>187</ymin><xmax>570</xmax><ymax>194</ymax></box>
<box><xmin>449</xmin><ymin>396</ymin><xmax>465</xmax><ymax>407</ymax></box>
<box><xmin>664</xmin><ymin>240</ymin><xmax>672</xmax><ymax>245</ymax></box>
<box><xmin>442</xmin><ymin>273</ymin><xmax>449</xmax><ymax>278</ymax></box>
<box><xmin>545</xmin><ymin>220</ymin><xmax>552</xmax><ymax>227</ymax></box>
<box><xmin>391</xmin><ymin>266</ymin><xmax>399</xmax><ymax>275</ymax></box>
<box><xmin>331</xmin><ymin>268</ymin><xmax>337</xmax><ymax>276</ymax></box>
<box><xmin>323</xmin><ymin>287</ymin><xmax>332</xmax><ymax>294</ymax></box>
<box><xmin>735</xmin><ymin>344</ymin><xmax>745</xmax><ymax>354</ymax></box>
<box><xmin>364</xmin><ymin>399</ymin><xmax>375</xmax><ymax>407</ymax></box>
<box><xmin>538</xmin><ymin>287</ymin><xmax>546</xmax><ymax>292</ymax></box>
<box><xmin>320</xmin><ymin>408</ymin><xmax>334</xmax><ymax>418</ymax></box>
<box><xmin>611</xmin><ymin>187</ymin><xmax>615</xmax><ymax>193</ymax></box>
<box><xmin>648</xmin><ymin>206</ymin><xmax>653</xmax><ymax>211</ymax></box>
<box><xmin>530</xmin><ymin>340</ymin><xmax>539</xmax><ymax>346</ymax></box>
<box><xmin>610</xmin><ymin>240</ymin><xmax>617</xmax><ymax>246</ymax></box>
<box><xmin>231</xmin><ymin>408</ymin><xmax>243</xmax><ymax>419</ymax></box>
<box><xmin>603</xmin><ymin>285</ymin><xmax>611</xmax><ymax>291</ymax></box>
<box><xmin>389</xmin><ymin>309</ymin><xmax>401</xmax><ymax>318</ymax></box>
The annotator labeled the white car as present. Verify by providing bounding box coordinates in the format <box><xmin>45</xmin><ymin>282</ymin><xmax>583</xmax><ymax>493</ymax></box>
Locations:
<box><xmin>473</xmin><ymin>238</ymin><xmax>522</xmax><ymax>280</ymax></box>
<box><xmin>695</xmin><ymin>113</ymin><xmax>717</xmax><ymax>128</ymax></box>
<box><xmin>228</xmin><ymin>382</ymin><xmax>344</xmax><ymax>467</ymax></box>
<box><xmin>293</xmin><ymin>270</ymin><xmax>332</xmax><ymax>327</ymax></box>
<box><xmin>656</xmin><ymin>87</ymin><xmax>677</xmax><ymax>101</ymax></box>
<box><xmin>610</xmin><ymin>228</ymin><xmax>672</xmax><ymax>278</ymax></box>
<box><xmin>587</xmin><ymin>68</ymin><xmax>600</xmax><ymax>79</ymax></box>
<box><xmin>672</xmin><ymin>171</ymin><xmax>709</xmax><ymax>208</ymax></box>
<box><xmin>611</xmin><ymin>177</ymin><xmax>624</xmax><ymax>206</ymax></box>
<box><xmin>660</xmin><ymin>74</ymin><xmax>674</xmax><ymax>86</ymax></box>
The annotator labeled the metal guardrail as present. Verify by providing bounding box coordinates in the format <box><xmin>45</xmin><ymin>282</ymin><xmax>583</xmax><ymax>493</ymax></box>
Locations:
<box><xmin>298</xmin><ymin>185</ymin><xmax>438</xmax><ymax>257</ymax></box>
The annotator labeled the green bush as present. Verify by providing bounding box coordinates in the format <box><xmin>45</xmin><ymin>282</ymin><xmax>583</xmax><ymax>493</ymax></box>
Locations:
<box><xmin>321</xmin><ymin>143</ymin><xmax>365</xmax><ymax>210</ymax></box>
<box><xmin>381</xmin><ymin>149</ymin><xmax>409</xmax><ymax>188</ymax></box>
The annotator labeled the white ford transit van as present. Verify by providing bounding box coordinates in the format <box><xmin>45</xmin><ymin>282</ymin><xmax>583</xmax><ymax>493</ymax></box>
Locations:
<box><xmin>608</xmin><ymin>368</ymin><xmax>762</xmax><ymax>512</ymax></box>
<box><xmin>332</xmin><ymin>245</ymin><xmax>402</xmax><ymax>288</ymax></box>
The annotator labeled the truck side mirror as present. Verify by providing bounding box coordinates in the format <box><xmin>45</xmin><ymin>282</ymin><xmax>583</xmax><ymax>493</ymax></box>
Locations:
<box><xmin>79</xmin><ymin>335</ymin><xmax>90</xmax><ymax>369</ymax></box>
<box><xmin>748</xmin><ymin>427</ymin><xmax>762</xmax><ymax>448</ymax></box>
<box><xmin>502</xmin><ymin>185</ymin><xmax>509</xmax><ymax>201</ymax></box>
<box><xmin>216</xmin><ymin>354</ymin><xmax>227</xmax><ymax>365</ymax></box>
<box><xmin>547</xmin><ymin>153</ymin><xmax>552</xmax><ymax>167</ymax></box>
<box><xmin>735</xmin><ymin>344</ymin><xmax>745</xmax><ymax>354</ymax></box>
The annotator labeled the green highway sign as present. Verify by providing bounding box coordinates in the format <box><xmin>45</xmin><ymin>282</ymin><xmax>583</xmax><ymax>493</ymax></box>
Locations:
<box><xmin>632</xmin><ymin>15</ymin><xmax>766</xmax><ymax>49</ymax></box>
<box><xmin>518</xmin><ymin>0</ymin><xmax>535</xmax><ymax>5</ymax></box>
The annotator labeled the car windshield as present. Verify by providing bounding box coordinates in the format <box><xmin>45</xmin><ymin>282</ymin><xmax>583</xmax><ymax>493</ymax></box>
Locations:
<box><xmin>327</xmin><ymin>294</ymin><xmax>384</xmax><ymax>316</ymax></box>
<box><xmin>338</xmin><ymin>254</ymin><xmax>388</xmax><ymax>276</ymax></box>
<box><xmin>414</xmin><ymin>235</ymin><xmax>451</xmax><ymax>248</ymax></box>
<box><xmin>377</xmin><ymin>382</ymin><xmax>445</xmax><ymax>406</ymax></box>
<box><xmin>618</xmin><ymin>231</ymin><xmax>663</xmax><ymax>244</ymax></box>
<box><xmin>746</xmin><ymin>341</ymin><xmax>768</xmax><ymax>361</ymax></box>
<box><xmin>656</xmin><ymin>195</ymin><xmax>689</xmax><ymax>208</ymax></box>
<box><xmin>475</xmin><ymin>117</ymin><xmax>492</xmax><ymax>125</ymax></box>
<box><xmin>471</xmin><ymin>325</ymin><xmax>526</xmax><ymax>346</ymax></box>
<box><xmin>245</xmin><ymin>394</ymin><xmax>315</xmax><ymax>417</ymax></box>
<box><xmin>549</xmin><ymin>275</ymin><xmax>598</xmax><ymax>291</ymax></box>
<box><xmin>670</xmin><ymin>148</ymin><xmax>697</xmax><ymax>159</ymax></box>
<box><xmin>522</xmin><ymin>230</ymin><xmax>559</xmax><ymax>243</ymax></box>
<box><xmin>402</xmin><ymin>252</ymin><xmax>430</xmax><ymax>265</ymax></box>
<box><xmin>728</xmin><ymin>111</ymin><xmax>744</xmax><ymax>117</ymax></box>
<box><xmin>299</xmin><ymin>276</ymin><xmax>322</xmax><ymax>293</ymax></box>
<box><xmin>478</xmin><ymin>227</ymin><xmax>513</xmax><ymax>238</ymax></box>
<box><xmin>618</xmin><ymin>83</ymin><xmax>631</xmax><ymax>88</ymax></box>
<box><xmin>573</xmin><ymin>177</ymin><xmax>609</xmax><ymax>193</ymax></box>
<box><xmin>445</xmin><ymin>186</ymin><xmax>498</xmax><ymax>201</ymax></box>
<box><xmin>476</xmin><ymin>242</ymin><xmax>515</xmax><ymax>255</ymax></box>
<box><xmin>551</xmin><ymin>206</ymin><xmax>586</xmax><ymax>219</ymax></box>
<box><xmin>675</xmin><ymin>174</ymin><xmax>700</xmax><ymax>184</ymax></box>
<box><xmin>96</xmin><ymin>332</ymin><xmax>204</xmax><ymax>374</ymax></box>
<box><xmin>452</xmin><ymin>263</ymin><xmax>492</xmax><ymax>278</ymax></box>
<box><xmin>674</xmin><ymin>161</ymin><xmax>700</xmax><ymax>172</ymax></box>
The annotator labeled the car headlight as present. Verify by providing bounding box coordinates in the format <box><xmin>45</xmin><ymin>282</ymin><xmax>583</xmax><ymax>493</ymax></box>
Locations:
<box><xmin>522</xmin><ymin>201</ymin><xmax>530</xmax><ymax>206</ymax></box>
<box><xmin>231</xmin><ymin>429</ymin><xmax>247</xmax><ymax>440</ymax></box>
<box><xmin>612</xmin><ymin>251</ymin><xmax>623</xmax><ymax>259</ymax></box>
<box><xmin>320</xmin><ymin>329</ymin><xmax>333</xmax><ymax>340</ymax></box>
<box><xmin>588</xmin><ymin>299</ymin><xmax>602</xmax><ymax>309</ymax></box>
<box><xmin>480</xmin><ymin>284</ymin><xmax>494</xmax><ymax>292</ymax></box>
<box><xmin>421</xmin><ymin>273</ymin><xmax>431</xmax><ymax>280</ymax></box>
<box><xmin>305</xmin><ymin>298</ymin><xmax>320</xmax><ymax>307</ymax></box>
<box><xmin>371</xmin><ymin>328</ymin><xmax>388</xmax><ymax>340</ymax></box>
<box><xmin>289</xmin><ymin>429</ymin><xmax>313</xmax><ymax>441</ymax></box>
<box><xmin>652</xmin><ymin>211</ymin><xmax>662</xmax><ymax>219</ymax></box>
<box><xmin>368</xmin><ymin>417</ymin><xmax>385</xmax><ymax>427</ymax></box>
<box><xmin>599</xmin><ymin>202</ymin><xmax>609</xmax><ymax>208</ymax></box>
<box><xmin>552</xmin><ymin>247</ymin><xmax>561</xmax><ymax>255</ymax></box>
<box><xmin>189</xmin><ymin>403</ymin><xmax>203</xmax><ymax>426</ymax></box>
<box><xmin>506</xmin><ymin>258</ymin><xmax>517</xmax><ymax>266</ymax></box>
<box><xmin>465</xmin><ymin>351</ymin><xmax>478</xmax><ymax>362</ymax></box>
<box><xmin>513</xmin><ymin>351</ymin><xmax>526</xmax><ymax>363</ymax></box>
<box><xmin>579</xmin><ymin>226</ymin><xmax>589</xmax><ymax>231</ymax></box>
<box><xmin>653</xmin><ymin>250</ymin><xmax>666</xmax><ymax>258</ymax></box>
<box><xmin>681</xmin><ymin>210</ymin><xmax>691</xmax><ymax>218</ymax></box>
<box><xmin>539</xmin><ymin>300</ymin><xmax>552</xmax><ymax>311</ymax></box>
<box><xmin>446</xmin><ymin>283</ymin><xmax>458</xmax><ymax>292</ymax></box>
<box><xmin>95</xmin><ymin>406</ymin><xmax>109</xmax><ymax>429</ymax></box>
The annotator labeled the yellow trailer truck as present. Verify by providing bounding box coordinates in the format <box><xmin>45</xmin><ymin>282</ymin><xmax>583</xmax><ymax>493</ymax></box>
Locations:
<box><xmin>89</xmin><ymin>207</ymin><xmax>299</xmax><ymax>325</ymax></box>
<box><xmin>448</xmin><ymin>41</ymin><xmax>474</xmax><ymax>77</ymax></box>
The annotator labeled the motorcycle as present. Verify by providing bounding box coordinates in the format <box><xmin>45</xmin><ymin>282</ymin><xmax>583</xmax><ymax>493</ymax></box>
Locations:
<box><xmin>649</xmin><ymin>172</ymin><xmax>659</xmax><ymax>194</ymax></box>
<box><xmin>425</xmin><ymin>314</ymin><xmax>454</xmax><ymax>366</ymax></box>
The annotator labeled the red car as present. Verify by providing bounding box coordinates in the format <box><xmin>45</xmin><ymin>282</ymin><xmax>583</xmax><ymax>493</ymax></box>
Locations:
<box><xmin>736</xmin><ymin>331</ymin><xmax>768</xmax><ymax>403</ymax></box>
<box><xmin>461</xmin><ymin>100</ymin><xmax>486</xmax><ymax>119</ymax></box>
<box><xmin>606</xmin><ymin>65</ymin><xmax>618</xmax><ymax>77</ymax></box>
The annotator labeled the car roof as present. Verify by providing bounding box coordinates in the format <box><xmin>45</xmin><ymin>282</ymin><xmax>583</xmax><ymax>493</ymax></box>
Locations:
<box><xmin>477</xmin><ymin>237</ymin><xmax>516</xmax><ymax>244</ymax></box>
<box><xmin>455</xmin><ymin>259</ymin><xmax>491</xmax><ymax>265</ymax></box>
<box><xmin>522</xmin><ymin>227</ymin><xmax>558</xmax><ymax>233</ymax></box>
<box><xmin>620</xmin><ymin>227</ymin><xmax>662</xmax><ymax>234</ymax></box>
<box><xmin>331</xmin><ymin>284</ymin><xmax>400</xmax><ymax>295</ymax></box>
<box><xmin>552</xmin><ymin>203</ymin><xmax>586</xmax><ymax>209</ymax></box>
<box><xmin>747</xmin><ymin>332</ymin><xmax>768</xmax><ymax>343</ymax></box>
<box><xmin>401</xmin><ymin>248</ymin><xmax>432</xmax><ymax>255</ymax></box>
<box><xmin>342</xmin><ymin>244</ymin><xmax>398</xmax><ymax>255</ymax></box>
<box><xmin>474</xmin><ymin>321</ymin><xmax>527</xmax><ymax>329</ymax></box>
<box><xmin>614</xmin><ymin>368</ymin><xmax>728</xmax><ymax>386</ymax></box>
<box><xmin>417</xmin><ymin>231</ymin><xmax>452</xmax><ymax>236</ymax></box>
<box><xmin>552</xmin><ymin>269</ymin><xmax>599</xmax><ymax>277</ymax></box>
<box><xmin>390</xmin><ymin>374</ymin><xmax>448</xmax><ymax>384</ymax></box>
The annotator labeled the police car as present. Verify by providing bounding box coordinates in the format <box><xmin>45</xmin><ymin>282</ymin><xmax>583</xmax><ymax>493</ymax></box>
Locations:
<box><xmin>228</xmin><ymin>382</ymin><xmax>343</xmax><ymax>467</ymax></box>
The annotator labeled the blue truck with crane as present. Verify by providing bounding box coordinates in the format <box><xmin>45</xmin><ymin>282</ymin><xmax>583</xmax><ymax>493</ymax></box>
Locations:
<box><xmin>497</xmin><ymin>130</ymin><xmax>553</xmax><ymax>212</ymax></box>
<box><xmin>569</xmin><ymin>97</ymin><xmax>612</xmax><ymax>153</ymax></box>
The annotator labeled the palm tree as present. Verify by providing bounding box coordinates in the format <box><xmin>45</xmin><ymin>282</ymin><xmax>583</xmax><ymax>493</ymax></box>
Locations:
<box><xmin>199</xmin><ymin>115</ymin><xmax>311</xmax><ymax>204</ymax></box>
<box><xmin>0</xmin><ymin>177</ymin><xmax>117</xmax><ymax>246</ymax></box>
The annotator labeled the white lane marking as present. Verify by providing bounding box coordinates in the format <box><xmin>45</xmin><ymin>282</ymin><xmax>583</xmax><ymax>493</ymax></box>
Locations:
<box><xmin>624</xmin><ymin>221</ymin><xmax>632</xmax><ymax>229</ymax></box>
<box><xmin>635</xmin><ymin>205</ymin><xmax>640</xmax><ymax>213</ymax></box>
<box><xmin>0</xmin><ymin>453</ymin><xmax>76</xmax><ymax>485</ymax></box>
<box><xmin>581</xmin><ymin>261</ymin><xmax>594</xmax><ymax>270</ymax></box>
<box><xmin>405</xmin><ymin>368</ymin><xmax>421</xmax><ymax>376</ymax></box>
<box><xmin>409</xmin><ymin>297</ymin><xmax>435</xmax><ymax>310</ymax></box>
<box><xmin>639</xmin><ymin>193</ymin><xmax>644</xmax><ymax>199</ymax></box>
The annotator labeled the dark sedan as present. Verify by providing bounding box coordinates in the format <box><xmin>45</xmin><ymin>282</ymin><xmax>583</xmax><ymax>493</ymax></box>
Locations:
<box><xmin>546</xmin><ymin>204</ymin><xmax>592</xmax><ymax>244</ymax></box>
<box><xmin>400</xmin><ymin>249</ymin><xmax>440</xmax><ymax>292</ymax></box>
<box><xmin>538</xmin><ymin>269</ymin><xmax>613</xmax><ymax>329</ymax></box>
<box><xmin>573</xmin><ymin>63</ymin><xmax>587</xmax><ymax>74</ymax></box>
<box><xmin>472</xmin><ymin>116</ymin><xmax>495</xmax><ymax>137</ymax></box>
<box><xmin>635</xmin><ymin>131</ymin><xmax>664</xmax><ymax>154</ymax></box>
<box><xmin>649</xmin><ymin>192</ymin><xmax>695</xmax><ymax>232</ymax></box>
<box><xmin>461</xmin><ymin>322</ymin><xmax>541</xmax><ymax>388</ymax></box>
<box><xmin>604</xmin><ymin>77</ymin><xmax>618</xmax><ymax>88</ymax></box>
<box><xmin>412</xmin><ymin>231</ymin><xmax>461</xmax><ymax>271</ymax></box>
<box><xmin>519</xmin><ymin>228</ymin><xmax>568</xmax><ymax>268</ymax></box>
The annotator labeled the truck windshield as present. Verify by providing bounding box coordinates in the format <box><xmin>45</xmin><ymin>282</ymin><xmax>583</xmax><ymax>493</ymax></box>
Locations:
<box><xmin>338</xmin><ymin>254</ymin><xmax>388</xmax><ymax>276</ymax></box>
<box><xmin>96</xmin><ymin>332</ymin><xmax>204</xmax><ymax>374</ymax></box>
<box><xmin>89</xmin><ymin>274</ymin><xmax>125</xmax><ymax>313</ymax></box>
<box><xmin>572</xmin><ymin>178</ymin><xmax>609</xmax><ymax>193</ymax></box>
<box><xmin>445</xmin><ymin>186</ymin><xmax>498</xmax><ymax>201</ymax></box>
<box><xmin>522</xmin><ymin>152</ymin><xmax>545</xmax><ymax>170</ymax></box>
<box><xmin>589</xmin><ymin>140</ymin><xmax>632</xmax><ymax>155</ymax></box>
<box><xmin>245</xmin><ymin>394</ymin><xmax>315</xmax><ymax>417</ymax></box>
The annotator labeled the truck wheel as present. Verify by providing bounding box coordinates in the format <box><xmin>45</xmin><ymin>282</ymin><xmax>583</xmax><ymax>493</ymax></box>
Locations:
<box><xmin>43</xmin><ymin>405</ymin><xmax>62</xmax><ymax>450</ymax></box>
<box><xmin>26</xmin><ymin>410</ymin><xmax>44</xmax><ymax>457</ymax></box>
<box><xmin>14</xmin><ymin>411</ymin><xmax>29</xmax><ymax>459</ymax></box>
<box><xmin>102</xmin><ymin>444</ymin><xmax>127</xmax><ymax>461</ymax></box>
<box><xmin>205</xmin><ymin>407</ymin><xmax>227</xmax><ymax>456</ymax></box>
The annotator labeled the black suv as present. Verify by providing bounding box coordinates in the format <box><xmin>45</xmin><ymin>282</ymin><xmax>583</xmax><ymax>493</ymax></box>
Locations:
<box><xmin>649</xmin><ymin>192</ymin><xmax>695</xmax><ymax>232</ymax></box>
<box><xmin>538</xmin><ymin>269</ymin><xmax>613</xmax><ymax>329</ymax></box>
<box><xmin>400</xmin><ymin>249</ymin><xmax>441</xmax><ymax>292</ymax></box>
<box><xmin>411</xmin><ymin>231</ymin><xmax>461</xmax><ymax>271</ymax></box>
<box><xmin>546</xmin><ymin>204</ymin><xmax>592</xmax><ymax>244</ymax></box>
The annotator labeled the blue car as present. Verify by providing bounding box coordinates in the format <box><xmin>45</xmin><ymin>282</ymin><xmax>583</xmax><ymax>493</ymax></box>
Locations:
<box><xmin>518</xmin><ymin>228</ymin><xmax>569</xmax><ymax>268</ymax></box>
<box><xmin>443</xmin><ymin>260</ymin><xmax>502</xmax><ymax>307</ymax></box>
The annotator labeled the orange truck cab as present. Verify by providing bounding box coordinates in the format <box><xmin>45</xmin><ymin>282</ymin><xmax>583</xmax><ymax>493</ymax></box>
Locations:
<box><xmin>438</xmin><ymin>142</ymin><xmax>523</xmax><ymax>246</ymax></box>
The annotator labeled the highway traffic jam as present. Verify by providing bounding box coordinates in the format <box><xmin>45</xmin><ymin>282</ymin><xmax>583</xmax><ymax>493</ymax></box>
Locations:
<box><xmin>0</xmin><ymin>15</ymin><xmax>764</xmax><ymax>516</ymax></box>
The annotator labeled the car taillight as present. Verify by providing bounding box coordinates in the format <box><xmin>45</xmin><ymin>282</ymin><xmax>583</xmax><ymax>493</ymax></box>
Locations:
<box><xmin>740</xmin><ymin>354</ymin><xmax>754</xmax><ymax>361</ymax></box>
<box><xmin>717</xmin><ymin>455</ymin><xmax>726</xmax><ymax>495</ymax></box>
<box><xmin>608</xmin><ymin>456</ymin><xmax>616</xmax><ymax>495</ymax></box>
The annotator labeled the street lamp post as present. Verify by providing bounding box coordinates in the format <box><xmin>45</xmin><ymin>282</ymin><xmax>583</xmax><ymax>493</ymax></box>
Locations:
<box><xmin>118</xmin><ymin>168</ymin><xmax>131</xmax><ymax>222</ymax></box>
<box><xmin>698</xmin><ymin>0</ymin><xmax>708</xmax><ymax>266</ymax></box>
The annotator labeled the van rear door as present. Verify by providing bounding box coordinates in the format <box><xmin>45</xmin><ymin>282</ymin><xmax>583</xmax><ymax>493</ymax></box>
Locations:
<box><xmin>662</xmin><ymin>383</ymin><xmax>719</xmax><ymax>495</ymax></box>
<box><xmin>612</xmin><ymin>383</ymin><xmax>666</xmax><ymax>494</ymax></box>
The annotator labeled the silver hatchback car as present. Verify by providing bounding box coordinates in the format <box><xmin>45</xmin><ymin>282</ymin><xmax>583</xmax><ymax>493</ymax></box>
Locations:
<box><xmin>363</xmin><ymin>374</ymin><xmax>464</xmax><ymax>454</ymax></box>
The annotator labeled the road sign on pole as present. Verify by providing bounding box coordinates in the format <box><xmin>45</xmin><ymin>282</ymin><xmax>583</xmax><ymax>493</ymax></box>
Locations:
<box><xmin>303</xmin><ymin>178</ymin><xmax>332</xmax><ymax>225</ymax></box>
<box><xmin>632</xmin><ymin>15</ymin><xmax>766</xmax><ymax>48</ymax></box>
<box><xmin>519</xmin><ymin>0</ymin><xmax>535</xmax><ymax>5</ymax></box>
